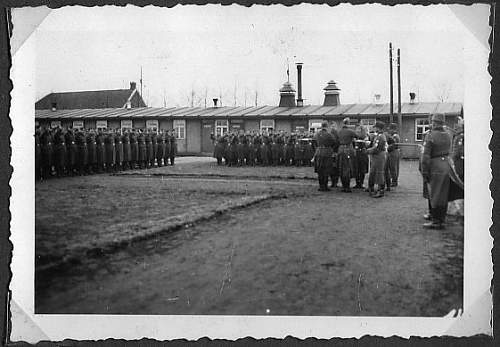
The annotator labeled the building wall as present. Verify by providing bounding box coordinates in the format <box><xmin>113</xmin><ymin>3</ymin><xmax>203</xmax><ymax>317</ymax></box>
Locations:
<box><xmin>275</xmin><ymin>119</ymin><xmax>291</xmax><ymax>133</ymax></box>
<box><xmin>84</xmin><ymin>119</ymin><xmax>96</xmax><ymax>129</ymax></box>
<box><xmin>159</xmin><ymin>119</ymin><xmax>173</xmax><ymax>130</ymax></box>
<box><xmin>133</xmin><ymin>119</ymin><xmax>146</xmax><ymax>129</ymax></box>
<box><xmin>291</xmin><ymin>119</ymin><xmax>308</xmax><ymax>133</ymax></box>
<box><xmin>108</xmin><ymin>119</ymin><xmax>120</xmax><ymax>129</ymax></box>
<box><xmin>244</xmin><ymin>119</ymin><xmax>260</xmax><ymax>132</ymax></box>
<box><xmin>186</xmin><ymin>119</ymin><xmax>201</xmax><ymax>153</ymax></box>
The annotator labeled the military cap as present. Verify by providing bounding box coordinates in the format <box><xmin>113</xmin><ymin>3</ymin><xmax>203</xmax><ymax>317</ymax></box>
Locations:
<box><xmin>343</xmin><ymin>117</ymin><xmax>350</xmax><ymax>125</ymax></box>
<box><xmin>374</xmin><ymin>121</ymin><xmax>385</xmax><ymax>130</ymax></box>
<box><xmin>321</xmin><ymin>121</ymin><xmax>328</xmax><ymax>128</ymax></box>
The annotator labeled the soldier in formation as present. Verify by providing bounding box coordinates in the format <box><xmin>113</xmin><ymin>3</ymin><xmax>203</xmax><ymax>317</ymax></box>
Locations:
<box><xmin>35</xmin><ymin>126</ymin><xmax>178</xmax><ymax>180</ymax></box>
<box><xmin>211</xmin><ymin>129</ymin><xmax>316</xmax><ymax>167</ymax></box>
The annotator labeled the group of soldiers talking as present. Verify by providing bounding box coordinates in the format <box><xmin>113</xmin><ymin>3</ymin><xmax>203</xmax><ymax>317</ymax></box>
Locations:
<box><xmin>35</xmin><ymin>126</ymin><xmax>178</xmax><ymax>180</ymax></box>
<box><xmin>211</xmin><ymin>131</ymin><xmax>316</xmax><ymax>167</ymax></box>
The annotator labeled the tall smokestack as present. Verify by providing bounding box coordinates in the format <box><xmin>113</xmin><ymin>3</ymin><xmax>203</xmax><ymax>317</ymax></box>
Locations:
<box><xmin>279</xmin><ymin>81</ymin><xmax>296</xmax><ymax>107</ymax></box>
<box><xmin>323</xmin><ymin>80</ymin><xmax>340</xmax><ymax>106</ymax></box>
<box><xmin>296</xmin><ymin>63</ymin><xmax>303</xmax><ymax>107</ymax></box>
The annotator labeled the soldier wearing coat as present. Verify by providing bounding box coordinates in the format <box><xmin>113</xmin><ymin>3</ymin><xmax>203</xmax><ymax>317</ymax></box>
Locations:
<box><xmin>53</xmin><ymin>127</ymin><xmax>67</xmax><ymax>177</ymax></box>
<box><xmin>313</xmin><ymin>121</ymin><xmax>336</xmax><ymax>191</ymax></box>
<box><xmin>163</xmin><ymin>131</ymin><xmax>171</xmax><ymax>166</ymax></box>
<box><xmin>294</xmin><ymin>136</ymin><xmax>304</xmax><ymax>167</ymax></box>
<box><xmin>40</xmin><ymin>127</ymin><xmax>53</xmax><ymax>179</ymax></box>
<box><xmin>303</xmin><ymin>138</ymin><xmax>314</xmax><ymax>166</ymax></box>
<box><xmin>95</xmin><ymin>129</ymin><xmax>105</xmax><ymax>173</ymax></box>
<box><xmin>75</xmin><ymin>128</ymin><xmax>88</xmax><ymax>175</ymax></box>
<box><xmin>367</xmin><ymin>121</ymin><xmax>387</xmax><ymax>198</ymax></box>
<box><xmin>129</xmin><ymin>130</ymin><xmax>138</xmax><ymax>169</ymax></box>
<box><xmin>337</xmin><ymin>118</ymin><xmax>364</xmax><ymax>192</ymax></box>
<box><xmin>145</xmin><ymin>131</ymin><xmax>153</xmax><ymax>168</ymax></box>
<box><xmin>137</xmin><ymin>130</ymin><xmax>147</xmax><ymax>169</ymax></box>
<box><xmin>421</xmin><ymin>113</ymin><xmax>453</xmax><ymax>229</ymax></box>
<box><xmin>212</xmin><ymin>133</ymin><xmax>226</xmax><ymax>165</ymax></box>
<box><xmin>114</xmin><ymin>130</ymin><xmax>124</xmax><ymax>171</ymax></box>
<box><xmin>352</xmin><ymin>125</ymin><xmax>369</xmax><ymax>189</ymax></box>
<box><xmin>329</xmin><ymin>124</ymin><xmax>341</xmax><ymax>188</ymax></box>
<box><xmin>104</xmin><ymin>130</ymin><xmax>116</xmax><ymax>172</ymax></box>
<box><xmin>86</xmin><ymin>129</ymin><xmax>97</xmax><ymax>174</ymax></box>
<box><xmin>385</xmin><ymin>123</ymin><xmax>401</xmax><ymax>189</ymax></box>
<box><xmin>260</xmin><ymin>133</ymin><xmax>271</xmax><ymax>165</ymax></box>
<box><xmin>156</xmin><ymin>131</ymin><xmax>165</xmax><ymax>167</ymax></box>
<box><xmin>65</xmin><ymin>128</ymin><xmax>77</xmax><ymax>176</ymax></box>
<box><xmin>151</xmin><ymin>131</ymin><xmax>158</xmax><ymax>168</ymax></box>
<box><xmin>122</xmin><ymin>130</ymin><xmax>131</xmax><ymax>170</ymax></box>
<box><xmin>284</xmin><ymin>135</ymin><xmax>295</xmax><ymax>166</ymax></box>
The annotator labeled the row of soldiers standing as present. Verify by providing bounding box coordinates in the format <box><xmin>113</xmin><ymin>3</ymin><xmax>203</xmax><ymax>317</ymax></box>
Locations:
<box><xmin>35</xmin><ymin>127</ymin><xmax>178</xmax><ymax>180</ymax></box>
<box><xmin>211</xmin><ymin>131</ymin><xmax>316</xmax><ymax>167</ymax></box>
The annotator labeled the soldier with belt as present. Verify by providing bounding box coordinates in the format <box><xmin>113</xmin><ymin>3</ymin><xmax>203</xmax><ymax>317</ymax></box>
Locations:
<box><xmin>366</xmin><ymin>121</ymin><xmax>387</xmax><ymax>198</ymax></box>
<box><xmin>303</xmin><ymin>137</ymin><xmax>314</xmax><ymax>166</ymax></box>
<box><xmin>337</xmin><ymin>118</ymin><xmax>364</xmax><ymax>192</ymax></box>
<box><xmin>294</xmin><ymin>136</ymin><xmax>304</xmax><ymax>167</ymax></box>
<box><xmin>145</xmin><ymin>130</ymin><xmax>153</xmax><ymax>168</ymax></box>
<box><xmin>156</xmin><ymin>130</ymin><xmax>164</xmax><ymax>167</ymax></box>
<box><xmin>237</xmin><ymin>133</ymin><xmax>246</xmax><ymax>166</ymax></box>
<box><xmin>40</xmin><ymin>127</ymin><xmax>53</xmax><ymax>179</ymax></box>
<box><xmin>284</xmin><ymin>134</ymin><xmax>295</xmax><ymax>166</ymax></box>
<box><xmin>421</xmin><ymin>113</ymin><xmax>453</xmax><ymax>229</ymax></box>
<box><xmin>115</xmin><ymin>129</ymin><xmax>124</xmax><ymax>172</ymax></box>
<box><xmin>163</xmin><ymin>131</ymin><xmax>171</xmax><ymax>166</ymax></box>
<box><xmin>53</xmin><ymin>127</ymin><xmax>67</xmax><ymax>177</ymax></box>
<box><xmin>138</xmin><ymin>130</ymin><xmax>146</xmax><ymax>169</ymax></box>
<box><xmin>313</xmin><ymin>121</ymin><xmax>336</xmax><ymax>191</ymax></box>
<box><xmin>96</xmin><ymin>129</ymin><xmax>105</xmax><ymax>173</ymax></box>
<box><xmin>246</xmin><ymin>133</ymin><xmax>255</xmax><ymax>166</ymax></box>
<box><xmin>353</xmin><ymin>125</ymin><xmax>369</xmax><ymax>189</ymax></box>
<box><xmin>104</xmin><ymin>129</ymin><xmax>115</xmax><ymax>172</ymax></box>
<box><xmin>212</xmin><ymin>133</ymin><xmax>225</xmax><ymax>166</ymax></box>
<box><xmin>260</xmin><ymin>132</ymin><xmax>270</xmax><ymax>166</ymax></box>
<box><xmin>65</xmin><ymin>128</ymin><xmax>77</xmax><ymax>176</ymax></box>
<box><xmin>75</xmin><ymin>128</ymin><xmax>88</xmax><ymax>175</ymax></box>
<box><xmin>329</xmin><ymin>124</ymin><xmax>340</xmax><ymax>188</ymax></box>
<box><xmin>86</xmin><ymin>129</ymin><xmax>97</xmax><ymax>174</ymax></box>
<box><xmin>151</xmin><ymin>131</ymin><xmax>158</xmax><ymax>168</ymax></box>
<box><xmin>385</xmin><ymin>123</ymin><xmax>401</xmax><ymax>189</ymax></box>
<box><xmin>169</xmin><ymin>130</ymin><xmax>177</xmax><ymax>165</ymax></box>
<box><xmin>129</xmin><ymin>130</ymin><xmax>138</xmax><ymax>169</ymax></box>
<box><xmin>122</xmin><ymin>130</ymin><xmax>131</xmax><ymax>170</ymax></box>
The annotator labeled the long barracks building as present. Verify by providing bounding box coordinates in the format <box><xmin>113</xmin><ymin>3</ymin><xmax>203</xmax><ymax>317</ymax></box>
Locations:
<box><xmin>35</xmin><ymin>80</ymin><xmax>463</xmax><ymax>159</ymax></box>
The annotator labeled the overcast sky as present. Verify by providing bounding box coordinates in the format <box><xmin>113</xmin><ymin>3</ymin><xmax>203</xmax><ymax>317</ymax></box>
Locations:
<box><xmin>32</xmin><ymin>4</ymin><xmax>473</xmax><ymax>107</ymax></box>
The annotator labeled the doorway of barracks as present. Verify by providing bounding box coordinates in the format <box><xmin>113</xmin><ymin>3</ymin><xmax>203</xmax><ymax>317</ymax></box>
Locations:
<box><xmin>201</xmin><ymin>120</ymin><xmax>215</xmax><ymax>154</ymax></box>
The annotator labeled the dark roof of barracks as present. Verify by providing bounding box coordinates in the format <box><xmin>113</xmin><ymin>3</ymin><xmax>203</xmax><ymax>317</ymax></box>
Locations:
<box><xmin>35</xmin><ymin>89</ymin><xmax>146</xmax><ymax>110</ymax></box>
<box><xmin>35</xmin><ymin>102</ymin><xmax>463</xmax><ymax>120</ymax></box>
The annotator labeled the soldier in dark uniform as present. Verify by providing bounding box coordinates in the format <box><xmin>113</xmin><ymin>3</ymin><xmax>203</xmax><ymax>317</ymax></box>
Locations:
<box><xmin>151</xmin><ymin>130</ymin><xmax>158</xmax><ymax>168</ymax></box>
<box><xmin>227</xmin><ymin>133</ymin><xmax>238</xmax><ymax>167</ymax></box>
<box><xmin>246</xmin><ymin>133</ymin><xmax>255</xmax><ymax>166</ymax></box>
<box><xmin>169</xmin><ymin>130</ymin><xmax>177</xmax><ymax>165</ymax></box>
<box><xmin>313</xmin><ymin>121</ymin><xmax>336</xmax><ymax>191</ymax></box>
<box><xmin>65</xmin><ymin>128</ymin><xmax>77</xmax><ymax>176</ymax></box>
<box><xmin>156</xmin><ymin>130</ymin><xmax>164</xmax><ymax>167</ymax></box>
<box><xmin>75</xmin><ymin>128</ymin><xmax>88</xmax><ymax>175</ymax></box>
<box><xmin>114</xmin><ymin>129</ymin><xmax>124</xmax><ymax>172</ymax></box>
<box><xmin>294</xmin><ymin>135</ymin><xmax>304</xmax><ymax>167</ymax></box>
<box><xmin>384</xmin><ymin>123</ymin><xmax>400</xmax><ymax>189</ymax></box>
<box><xmin>212</xmin><ymin>133</ymin><xmax>226</xmax><ymax>165</ymax></box>
<box><xmin>352</xmin><ymin>125</ymin><xmax>369</xmax><ymax>189</ymax></box>
<box><xmin>277</xmin><ymin>132</ymin><xmax>285</xmax><ymax>165</ymax></box>
<box><xmin>260</xmin><ymin>132</ymin><xmax>271</xmax><ymax>166</ymax></box>
<box><xmin>303</xmin><ymin>138</ymin><xmax>314</xmax><ymax>166</ymax></box>
<box><xmin>86</xmin><ymin>129</ymin><xmax>97</xmax><ymax>174</ymax></box>
<box><xmin>40</xmin><ymin>127</ymin><xmax>53</xmax><ymax>179</ymax></box>
<box><xmin>336</xmin><ymin>118</ymin><xmax>364</xmax><ymax>192</ymax></box>
<box><xmin>271</xmin><ymin>134</ymin><xmax>281</xmax><ymax>166</ymax></box>
<box><xmin>96</xmin><ymin>128</ymin><xmax>105</xmax><ymax>173</ymax></box>
<box><xmin>35</xmin><ymin>127</ymin><xmax>41</xmax><ymax>181</ymax></box>
<box><xmin>421</xmin><ymin>113</ymin><xmax>453</xmax><ymax>229</ymax></box>
<box><xmin>130</xmin><ymin>129</ymin><xmax>138</xmax><ymax>169</ymax></box>
<box><xmin>452</xmin><ymin>118</ymin><xmax>464</xmax><ymax>184</ymax></box>
<box><xmin>145</xmin><ymin>130</ymin><xmax>153</xmax><ymax>168</ymax></box>
<box><xmin>138</xmin><ymin>130</ymin><xmax>146</xmax><ymax>169</ymax></box>
<box><xmin>104</xmin><ymin>129</ymin><xmax>116</xmax><ymax>172</ymax></box>
<box><xmin>237</xmin><ymin>133</ymin><xmax>246</xmax><ymax>166</ymax></box>
<box><xmin>366</xmin><ymin>121</ymin><xmax>387</xmax><ymax>198</ymax></box>
<box><xmin>122</xmin><ymin>130</ymin><xmax>131</xmax><ymax>170</ymax></box>
<box><xmin>329</xmin><ymin>123</ymin><xmax>340</xmax><ymax>188</ymax></box>
<box><xmin>53</xmin><ymin>127</ymin><xmax>67</xmax><ymax>177</ymax></box>
<box><xmin>284</xmin><ymin>134</ymin><xmax>295</xmax><ymax>166</ymax></box>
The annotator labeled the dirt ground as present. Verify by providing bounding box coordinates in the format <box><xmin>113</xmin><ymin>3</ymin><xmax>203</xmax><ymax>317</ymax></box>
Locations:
<box><xmin>35</xmin><ymin>159</ymin><xmax>463</xmax><ymax>316</ymax></box>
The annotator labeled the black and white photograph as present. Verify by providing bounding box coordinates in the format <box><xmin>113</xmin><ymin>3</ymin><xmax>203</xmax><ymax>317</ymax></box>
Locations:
<box><xmin>7</xmin><ymin>2</ymin><xmax>492</xmax><ymax>341</ymax></box>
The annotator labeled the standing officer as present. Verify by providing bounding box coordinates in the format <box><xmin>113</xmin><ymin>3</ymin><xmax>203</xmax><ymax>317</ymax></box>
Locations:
<box><xmin>366</xmin><ymin>121</ymin><xmax>387</xmax><ymax>198</ymax></box>
<box><xmin>104</xmin><ymin>129</ymin><xmax>116</xmax><ymax>172</ymax></box>
<box><xmin>385</xmin><ymin>123</ymin><xmax>401</xmax><ymax>189</ymax></box>
<box><xmin>115</xmin><ymin>129</ymin><xmax>123</xmax><ymax>172</ymax></box>
<box><xmin>151</xmin><ymin>130</ymin><xmax>158</xmax><ymax>168</ymax></box>
<box><xmin>294</xmin><ymin>135</ymin><xmax>304</xmax><ymax>167</ymax></box>
<box><xmin>353</xmin><ymin>125</ymin><xmax>369</xmax><ymax>189</ymax></box>
<box><xmin>122</xmin><ymin>129</ymin><xmax>131</xmax><ymax>170</ymax></box>
<box><xmin>421</xmin><ymin>113</ymin><xmax>452</xmax><ymax>229</ymax></box>
<box><xmin>163</xmin><ymin>130</ymin><xmax>171</xmax><ymax>166</ymax></box>
<box><xmin>65</xmin><ymin>127</ymin><xmax>77</xmax><ymax>176</ymax></box>
<box><xmin>96</xmin><ymin>128</ymin><xmax>105</xmax><ymax>173</ymax></box>
<box><xmin>138</xmin><ymin>129</ymin><xmax>146</xmax><ymax>169</ymax></box>
<box><xmin>130</xmin><ymin>129</ymin><xmax>138</xmax><ymax>169</ymax></box>
<box><xmin>53</xmin><ymin>127</ymin><xmax>66</xmax><ymax>177</ymax></box>
<box><xmin>156</xmin><ymin>130</ymin><xmax>165</xmax><ymax>167</ymax></box>
<box><xmin>145</xmin><ymin>130</ymin><xmax>153</xmax><ymax>168</ymax></box>
<box><xmin>40</xmin><ymin>127</ymin><xmax>53</xmax><ymax>179</ymax></box>
<box><xmin>75</xmin><ymin>128</ymin><xmax>88</xmax><ymax>175</ymax></box>
<box><xmin>337</xmin><ymin>118</ymin><xmax>364</xmax><ymax>192</ymax></box>
<box><xmin>313</xmin><ymin>121</ymin><xmax>336</xmax><ymax>191</ymax></box>
<box><xmin>86</xmin><ymin>129</ymin><xmax>97</xmax><ymax>174</ymax></box>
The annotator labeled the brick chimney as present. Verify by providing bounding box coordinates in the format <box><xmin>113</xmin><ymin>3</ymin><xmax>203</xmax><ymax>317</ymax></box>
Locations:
<box><xmin>323</xmin><ymin>80</ymin><xmax>340</xmax><ymax>106</ymax></box>
<box><xmin>296</xmin><ymin>63</ymin><xmax>303</xmax><ymax>107</ymax></box>
<box><xmin>130</xmin><ymin>81</ymin><xmax>137</xmax><ymax>90</ymax></box>
<box><xmin>279</xmin><ymin>81</ymin><xmax>296</xmax><ymax>107</ymax></box>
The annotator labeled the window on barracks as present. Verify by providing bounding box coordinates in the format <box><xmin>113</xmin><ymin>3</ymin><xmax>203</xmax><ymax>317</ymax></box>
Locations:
<box><xmin>309</xmin><ymin>120</ymin><xmax>323</xmax><ymax>133</ymax></box>
<box><xmin>415</xmin><ymin>118</ymin><xmax>430</xmax><ymax>141</ymax></box>
<box><xmin>173</xmin><ymin>119</ymin><xmax>186</xmax><ymax>139</ymax></box>
<box><xmin>260</xmin><ymin>119</ymin><xmax>274</xmax><ymax>133</ymax></box>
<box><xmin>215</xmin><ymin>120</ymin><xmax>229</xmax><ymax>136</ymax></box>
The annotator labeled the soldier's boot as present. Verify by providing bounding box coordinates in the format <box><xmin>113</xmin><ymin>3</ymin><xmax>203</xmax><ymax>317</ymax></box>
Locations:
<box><xmin>367</xmin><ymin>185</ymin><xmax>375</xmax><ymax>196</ymax></box>
<box><xmin>372</xmin><ymin>186</ymin><xmax>384</xmax><ymax>198</ymax></box>
<box><xmin>330</xmin><ymin>175</ymin><xmax>338</xmax><ymax>188</ymax></box>
<box><xmin>423</xmin><ymin>207</ymin><xmax>445</xmax><ymax>229</ymax></box>
<box><xmin>424</xmin><ymin>200</ymin><xmax>433</xmax><ymax>220</ymax></box>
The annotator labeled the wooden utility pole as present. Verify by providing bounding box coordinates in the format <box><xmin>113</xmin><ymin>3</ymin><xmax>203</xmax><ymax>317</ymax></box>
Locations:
<box><xmin>389</xmin><ymin>43</ymin><xmax>394</xmax><ymax>123</ymax></box>
<box><xmin>397</xmin><ymin>48</ymin><xmax>402</xmax><ymax>130</ymax></box>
